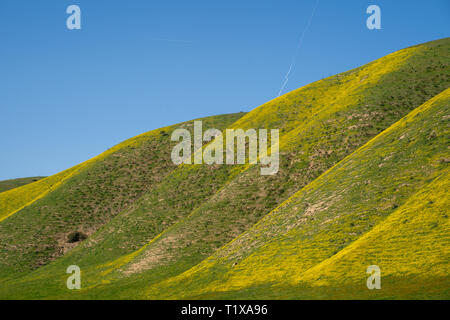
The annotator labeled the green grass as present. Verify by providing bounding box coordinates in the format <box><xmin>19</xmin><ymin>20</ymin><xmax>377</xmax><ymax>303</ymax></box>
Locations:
<box><xmin>147</xmin><ymin>89</ymin><xmax>449</xmax><ymax>299</ymax></box>
<box><xmin>0</xmin><ymin>113</ymin><xmax>244</xmax><ymax>280</ymax></box>
<box><xmin>0</xmin><ymin>38</ymin><xmax>448</xmax><ymax>299</ymax></box>
<box><xmin>0</xmin><ymin>177</ymin><xmax>46</xmax><ymax>193</ymax></box>
<box><xmin>77</xmin><ymin>37</ymin><xmax>450</xmax><ymax>296</ymax></box>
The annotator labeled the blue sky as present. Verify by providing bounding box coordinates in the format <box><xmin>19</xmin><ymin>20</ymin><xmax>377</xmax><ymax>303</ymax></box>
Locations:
<box><xmin>0</xmin><ymin>0</ymin><xmax>449</xmax><ymax>180</ymax></box>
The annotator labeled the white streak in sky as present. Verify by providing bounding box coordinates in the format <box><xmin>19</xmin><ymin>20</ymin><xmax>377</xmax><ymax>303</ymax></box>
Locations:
<box><xmin>278</xmin><ymin>0</ymin><xmax>320</xmax><ymax>97</ymax></box>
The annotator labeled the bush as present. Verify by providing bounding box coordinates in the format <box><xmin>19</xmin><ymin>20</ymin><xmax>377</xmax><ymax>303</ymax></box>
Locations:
<box><xmin>67</xmin><ymin>231</ymin><xmax>88</xmax><ymax>243</ymax></box>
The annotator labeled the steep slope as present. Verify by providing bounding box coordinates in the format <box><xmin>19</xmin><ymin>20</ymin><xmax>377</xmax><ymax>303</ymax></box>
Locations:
<box><xmin>0</xmin><ymin>165</ymin><xmax>84</xmax><ymax>222</ymax></box>
<box><xmin>0</xmin><ymin>113</ymin><xmax>244</xmax><ymax>279</ymax></box>
<box><xmin>60</xmin><ymin>37</ymin><xmax>450</xmax><ymax>296</ymax></box>
<box><xmin>294</xmin><ymin>169</ymin><xmax>450</xmax><ymax>299</ymax></box>
<box><xmin>0</xmin><ymin>38</ymin><xmax>448</xmax><ymax>299</ymax></box>
<box><xmin>0</xmin><ymin>177</ymin><xmax>46</xmax><ymax>194</ymax></box>
<box><xmin>148</xmin><ymin>88</ymin><xmax>449</xmax><ymax>299</ymax></box>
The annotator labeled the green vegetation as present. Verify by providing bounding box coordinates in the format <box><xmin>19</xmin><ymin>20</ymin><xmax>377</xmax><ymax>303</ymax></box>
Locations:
<box><xmin>0</xmin><ymin>177</ymin><xmax>46</xmax><ymax>194</ymax></box>
<box><xmin>148</xmin><ymin>89</ymin><xmax>449</xmax><ymax>299</ymax></box>
<box><xmin>0</xmin><ymin>113</ymin><xmax>244</xmax><ymax>279</ymax></box>
<box><xmin>0</xmin><ymin>38</ymin><xmax>448</xmax><ymax>299</ymax></box>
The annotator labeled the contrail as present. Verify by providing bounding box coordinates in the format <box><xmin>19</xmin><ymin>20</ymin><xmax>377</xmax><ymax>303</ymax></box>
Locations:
<box><xmin>278</xmin><ymin>0</ymin><xmax>320</xmax><ymax>97</ymax></box>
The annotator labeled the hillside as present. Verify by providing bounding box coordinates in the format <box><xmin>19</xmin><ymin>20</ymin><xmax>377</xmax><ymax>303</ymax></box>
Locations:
<box><xmin>0</xmin><ymin>113</ymin><xmax>244</xmax><ymax>278</ymax></box>
<box><xmin>0</xmin><ymin>177</ymin><xmax>46</xmax><ymax>194</ymax></box>
<box><xmin>0</xmin><ymin>38</ymin><xmax>448</xmax><ymax>299</ymax></box>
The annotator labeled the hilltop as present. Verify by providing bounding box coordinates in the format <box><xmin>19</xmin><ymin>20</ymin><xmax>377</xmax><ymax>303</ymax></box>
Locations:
<box><xmin>0</xmin><ymin>38</ymin><xmax>448</xmax><ymax>299</ymax></box>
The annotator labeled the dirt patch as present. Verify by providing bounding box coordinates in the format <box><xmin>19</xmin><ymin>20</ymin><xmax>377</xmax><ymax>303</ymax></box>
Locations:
<box><xmin>304</xmin><ymin>201</ymin><xmax>328</xmax><ymax>217</ymax></box>
<box><xmin>123</xmin><ymin>235</ymin><xmax>181</xmax><ymax>275</ymax></box>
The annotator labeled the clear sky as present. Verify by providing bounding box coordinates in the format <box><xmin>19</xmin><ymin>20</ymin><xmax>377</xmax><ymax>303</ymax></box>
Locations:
<box><xmin>0</xmin><ymin>0</ymin><xmax>449</xmax><ymax>180</ymax></box>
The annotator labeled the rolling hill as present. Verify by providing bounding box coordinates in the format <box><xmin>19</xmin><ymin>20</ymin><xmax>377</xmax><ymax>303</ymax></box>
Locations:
<box><xmin>0</xmin><ymin>177</ymin><xmax>46</xmax><ymax>194</ymax></box>
<box><xmin>149</xmin><ymin>88</ymin><xmax>450</xmax><ymax>299</ymax></box>
<box><xmin>0</xmin><ymin>38</ymin><xmax>448</xmax><ymax>299</ymax></box>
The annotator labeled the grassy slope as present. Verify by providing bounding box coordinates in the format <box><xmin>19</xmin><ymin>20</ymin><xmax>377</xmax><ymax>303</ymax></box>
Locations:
<box><xmin>0</xmin><ymin>39</ymin><xmax>448</xmax><ymax>299</ymax></box>
<box><xmin>66</xmin><ymin>38</ymin><xmax>450</xmax><ymax>297</ymax></box>
<box><xmin>0</xmin><ymin>166</ymin><xmax>84</xmax><ymax>223</ymax></box>
<box><xmin>149</xmin><ymin>89</ymin><xmax>449</xmax><ymax>299</ymax></box>
<box><xmin>0</xmin><ymin>177</ymin><xmax>46</xmax><ymax>194</ymax></box>
<box><xmin>0</xmin><ymin>113</ymin><xmax>244</xmax><ymax>280</ymax></box>
<box><xmin>294</xmin><ymin>169</ymin><xmax>450</xmax><ymax>300</ymax></box>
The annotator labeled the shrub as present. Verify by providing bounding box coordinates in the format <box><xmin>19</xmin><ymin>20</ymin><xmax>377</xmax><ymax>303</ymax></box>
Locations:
<box><xmin>67</xmin><ymin>231</ymin><xmax>88</xmax><ymax>243</ymax></box>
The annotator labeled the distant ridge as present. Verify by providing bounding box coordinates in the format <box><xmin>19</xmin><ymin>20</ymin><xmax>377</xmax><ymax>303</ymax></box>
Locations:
<box><xmin>0</xmin><ymin>177</ymin><xmax>46</xmax><ymax>194</ymax></box>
